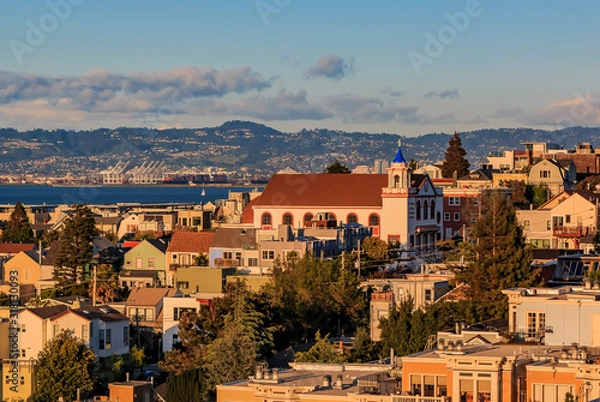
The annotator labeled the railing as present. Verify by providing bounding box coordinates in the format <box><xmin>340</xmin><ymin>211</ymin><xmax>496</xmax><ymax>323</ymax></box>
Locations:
<box><xmin>393</xmin><ymin>396</ymin><xmax>448</xmax><ymax>402</ymax></box>
<box><xmin>371</xmin><ymin>292</ymin><xmax>394</xmax><ymax>301</ymax></box>
<box><xmin>214</xmin><ymin>258</ymin><xmax>240</xmax><ymax>267</ymax></box>
<box><xmin>553</xmin><ymin>226</ymin><xmax>592</xmax><ymax>237</ymax></box>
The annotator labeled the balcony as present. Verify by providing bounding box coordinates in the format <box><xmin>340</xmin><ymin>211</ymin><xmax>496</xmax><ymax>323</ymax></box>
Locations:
<box><xmin>553</xmin><ymin>226</ymin><xmax>592</xmax><ymax>238</ymax></box>
<box><xmin>214</xmin><ymin>258</ymin><xmax>240</xmax><ymax>267</ymax></box>
<box><xmin>393</xmin><ymin>396</ymin><xmax>448</xmax><ymax>402</ymax></box>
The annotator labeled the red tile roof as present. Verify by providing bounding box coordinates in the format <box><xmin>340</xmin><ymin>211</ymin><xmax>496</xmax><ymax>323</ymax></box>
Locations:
<box><xmin>121</xmin><ymin>241</ymin><xmax>141</xmax><ymax>249</ymax></box>
<box><xmin>166</xmin><ymin>231</ymin><xmax>215</xmax><ymax>253</ymax></box>
<box><xmin>241</xmin><ymin>197</ymin><xmax>260</xmax><ymax>224</ymax></box>
<box><xmin>0</xmin><ymin>243</ymin><xmax>36</xmax><ymax>254</ymax></box>
<box><xmin>253</xmin><ymin>174</ymin><xmax>388</xmax><ymax>208</ymax></box>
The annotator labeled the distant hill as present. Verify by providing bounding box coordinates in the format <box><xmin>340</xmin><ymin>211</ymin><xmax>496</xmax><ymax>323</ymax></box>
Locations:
<box><xmin>1</xmin><ymin>121</ymin><xmax>600</xmax><ymax>176</ymax></box>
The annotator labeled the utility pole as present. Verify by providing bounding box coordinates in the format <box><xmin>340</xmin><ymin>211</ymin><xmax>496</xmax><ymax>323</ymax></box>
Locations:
<box><xmin>357</xmin><ymin>239</ymin><xmax>361</xmax><ymax>280</ymax></box>
<box><xmin>341</xmin><ymin>251</ymin><xmax>345</xmax><ymax>269</ymax></box>
<box><xmin>92</xmin><ymin>266</ymin><xmax>97</xmax><ymax>307</ymax></box>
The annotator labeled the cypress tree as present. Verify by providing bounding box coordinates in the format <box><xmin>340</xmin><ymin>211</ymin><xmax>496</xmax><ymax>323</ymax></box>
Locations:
<box><xmin>1</xmin><ymin>202</ymin><xmax>33</xmax><ymax>242</ymax></box>
<box><xmin>457</xmin><ymin>190</ymin><xmax>535</xmax><ymax>317</ymax></box>
<box><xmin>441</xmin><ymin>131</ymin><xmax>470</xmax><ymax>179</ymax></box>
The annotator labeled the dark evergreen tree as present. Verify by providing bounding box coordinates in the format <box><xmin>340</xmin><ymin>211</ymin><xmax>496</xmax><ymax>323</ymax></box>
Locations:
<box><xmin>441</xmin><ymin>131</ymin><xmax>470</xmax><ymax>179</ymax></box>
<box><xmin>349</xmin><ymin>326</ymin><xmax>375</xmax><ymax>362</ymax></box>
<box><xmin>53</xmin><ymin>205</ymin><xmax>98</xmax><ymax>293</ymax></box>
<box><xmin>166</xmin><ymin>368</ymin><xmax>206</xmax><ymax>402</ymax></box>
<box><xmin>1</xmin><ymin>202</ymin><xmax>33</xmax><ymax>242</ymax></box>
<box><xmin>456</xmin><ymin>190</ymin><xmax>535</xmax><ymax>317</ymax></box>
<box><xmin>295</xmin><ymin>330</ymin><xmax>347</xmax><ymax>363</ymax></box>
<box><xmin>378</xmin><ymin>297</ymin><xmax>416</xmax><ymax>357</ymax></box>
<box><xmin>324</xmin><ymin>160</ymin><xmax>351</xmax><ymax>174</ymax></box>
<box><xmin>29</xmin><ymin>330</ymin><xmax>96</xmax><ymax>402</ymax></box>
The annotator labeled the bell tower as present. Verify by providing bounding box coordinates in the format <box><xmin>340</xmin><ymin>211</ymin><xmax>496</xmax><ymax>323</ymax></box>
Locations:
<box><xmin>387</xmin><ymin>139</ymin><xmax>410</xmax><ymax>188</ymax></box>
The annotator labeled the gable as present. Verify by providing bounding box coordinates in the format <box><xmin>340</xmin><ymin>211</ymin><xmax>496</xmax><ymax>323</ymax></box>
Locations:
<box><xmin>415</xmin><ymin>175</ymin><xmax>438</xmax><ymax>196</ymax></box>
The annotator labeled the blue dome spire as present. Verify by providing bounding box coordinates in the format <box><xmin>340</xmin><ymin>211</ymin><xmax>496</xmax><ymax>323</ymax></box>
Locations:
<box><xmin>393</xmin><ymin>139</ymin><xmax>407</xmax><ymax>163</ymax></box>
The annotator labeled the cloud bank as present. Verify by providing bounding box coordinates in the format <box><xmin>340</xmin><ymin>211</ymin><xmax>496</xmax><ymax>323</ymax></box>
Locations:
<box><xmin>305</xmin><ymin>54</ymin><xmax>354</xmax><ymax>80</ymax></box>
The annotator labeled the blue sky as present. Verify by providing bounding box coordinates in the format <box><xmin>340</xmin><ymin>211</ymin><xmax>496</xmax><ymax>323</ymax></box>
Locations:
<box><xmin>1</xmin><ymin>0</ymin><xmax>600</xmax><ymax>136</ymax></box>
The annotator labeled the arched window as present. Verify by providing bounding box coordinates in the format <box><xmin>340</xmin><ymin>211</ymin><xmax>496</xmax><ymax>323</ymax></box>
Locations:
<box><xmin>416</xmin><ymin>201</ymin><xmax>421</xmax><ymax>220</ymax></box>
<box><xmin>329</xmin><ymin>212</ymin><xmax>337</xmax><ymax>221</ymax></box>
<box><xmin>283</xmin><ymin>213</ymin><xmax>293</xmax><ymax>226</ymax></box>
<box><xmin>304</xmin><ymin>213</ymin><xmax>314</xmax><ymax>222</ymax></box>
<box><xmin>369</xmin><ymin>214</ymin><xmax>380</xmax><ymax>226</ymax></box>
<box><xmin>261</xmin><ymin>213</ymin><xmax>272</xmax><ymax>225</ymax></box>
<box><xmin>347</xmin><ymin>213</ymin><xmax>358</xmax><ymax>224</ymax></box>
<box><xmin>394</xmin><ymin>175</ymin><xmax>400</xmax><ymax>187</ymax></box>
<box><xmin>423</xmin><ymin>200</ymin><xmax>429</xmax><ymax>220</ymax></box>
<box><xmin>430</xmin><ymin>199</ymin><xmax>435</xmax><ymax>217</ymax></box>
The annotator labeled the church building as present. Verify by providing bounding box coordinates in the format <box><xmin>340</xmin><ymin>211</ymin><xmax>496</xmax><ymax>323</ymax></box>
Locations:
<box><xmin>242</xmin><ymin>143</ymin><xmax>443</xmax><ymax>256</ymax></box>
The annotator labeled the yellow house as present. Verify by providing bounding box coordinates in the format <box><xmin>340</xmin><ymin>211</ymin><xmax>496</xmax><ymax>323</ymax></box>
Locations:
<box><xmin>0</xmin><ymin>250</ymin><xmax>51</xmax><ymax>303</ymax></box>
<box><xmin>1</xmin><ymin>359</ymin><xmax>36</xmax><ymax>402</ymax></box>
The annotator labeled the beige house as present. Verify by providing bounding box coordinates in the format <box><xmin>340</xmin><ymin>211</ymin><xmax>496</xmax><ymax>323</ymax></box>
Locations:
<box><xmin>528</xmin><ymin>159</ymin><xmax>577</xmax><ymax>197</ymax></box>
<box><xmin>368</xmin><ymin>273</ymin><xmax>453</xmax><ymax>341</ymax></box>
<box><xmin>517</xmin><ymin>190</ymin><xmax>600</xmax><ymax>250</ymax></box>
<box><xmin>174</xmin><ymin>266</ymin><xmax>236</xmax><ymax>294</ymax></box>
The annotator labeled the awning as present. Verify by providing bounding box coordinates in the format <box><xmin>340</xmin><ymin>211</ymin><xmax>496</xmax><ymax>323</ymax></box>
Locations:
<box><xmin>415</xmin><ymin>225</ymin><xmax>440</xmax><ymax>233</ymax></box>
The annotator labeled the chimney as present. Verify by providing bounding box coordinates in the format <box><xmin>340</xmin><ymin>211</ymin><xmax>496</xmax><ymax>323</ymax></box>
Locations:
<box><xmin>272</xmin><ymin>368</ymin><xmax>279</xmax><ymax>381</ymax></box>
<box><xmin>455</xmin><ymin>321</ymin><xmax>462</xmax><ymax>335</ymax></box>
<box><xmin>335</xmin><ymin>374</ymin><xmax>343</xmax><ymax>389</ymax></box>
<box><xmin>126</xmin><ymin>372</ymin><xmax>130</xmax><ymax>382</ymax></box>
<box><xmin>390</xmin><ymin>348</ymin><xmax>395</xmax><ymax>366</ymax></box>
<box><xmin>255</xmin><ymin>366</ymin><xmax>263</xmax><ymax>380</ymax></box>
<box><xmin>322</xmin><ymin>375</ymin><xmax>332</xmax><ymax>388</ymax></box>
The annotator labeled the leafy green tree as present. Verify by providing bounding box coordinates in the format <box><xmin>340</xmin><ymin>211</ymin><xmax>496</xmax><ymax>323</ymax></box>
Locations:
<box><xmin>349</xmin><ymin>326</ymin><xmax>375</xmax><ymax>362</ymax></box>
<box><xmin>90</xmin><ymin>264</ymin><xmax>120</xmax><ymax>304</ymax></box>
<box><xmin>526</xmin><ymin>184</ymin><xmax>549</xmax><ymax>208</ymax></box>
<box><xmin>441</xmin><ymin>132</ymin><xmax>470</xmax><ymax>179</ymax></box>
<box><xmin>324</xmin><ymin>160</ymin><xmax>351</xmax><ymax>174</ymax></box>
<box><xmin>456</xmin><ymin>191</ymin><xmax>535</xmax><ymax>317</ymax></box>
<box><xmin>160</xmin><ymin>309</ymin><xmax>213</xmax><ymax>374</ymax></box>
<box><xmin>504</xmin><ymin>180</ymin><xmax>528</xmax><ymax>207</ymax></box>
<box><xmin>54</xmin><ymin>205</ymin><xmax>98</xmax><ymax>294</ymax></box>
<box><xmin>194</xmin><ymin>254</ymin><xmax>209</xmax><ymax>266</ymax></box>
<box><xmin>1</xmin><ymin>202</ymin><xmax>33</xmax><ymax>242</ymax></box>
<box><xmin>361</xmin><ymin>237</ymin><xmax>389</xmax><ymax>261</ymax></box>
<box><xmin>264</xmin><ymin>256</ymin><xmax>366</xmax><ymax>346</ymax></box>
<box><xmin>166</xmin><ymin>368</ymin><xmax>206</xmax><ymax>402</ymax></box>
<box><xmin>29</xmin><ymin>330</ymin><xmax>96</xmax><ymax>402</ymax></box>
<box><xmin>379</xmin><ymin>297</ymin><xmax>417</xmax><ymax>357</ymax></box>
<box><xmin>295</xmin><ymin>330</ymin><xmax>347</xmax><ymax>363</ymax></box>
<box><xmin>206</xmin><ymin>322</ymin><xmax>259</xmax><ymax>388</ymax></box>
<box><xmin>408</xmin><ymin>159</ymin><xmax>418</xmax><ymax>172</ymax></box>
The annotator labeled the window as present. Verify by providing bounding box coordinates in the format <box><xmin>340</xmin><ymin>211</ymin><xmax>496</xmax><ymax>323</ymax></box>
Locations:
<box><xmin>181</xmin><ymin>217</ymin><xmax>188</xmax><ymax>226</ymax></box>
<box><xmin>394</xmin><ymin>175</ymin><xmax>400</xmax><ymax>187</ymax></box>
<box><xmin>172</xmin><ymin>334</ymin><xmax>179</xmax><ymax>347</ymax></box>
<box><xmin>416</xmin><ymin>200</ymin><xmax>421</xmax><ymax>220</ymax></box>
<box><xmin>262</xmin><ymin>250</ymin><xmax>275</xmax><ymax>260</ymax></box>
<box><xmin>261</xmin><ymin>213</ymin><xmax>272</xmax><ymax>225</ymax></box>
<box><xmin>174</xmin><ymin>307</ymin><xmax>196</xmax><ymax>321</ymax></box>
<box><xmin>248</xmin><ymin>258</ymin><xmax>258</xmax><ymax>266</ymax></box>
<box><xmin>347</xmin><ymin>213</ymin><xmax>358</xmax><ymax>223</ymax></box>
<box><xmin>540</xmin><ymin>170</ymin><xmax>551</xmax><ymax>178</ymax></box>
<box><xmin>176</xmin><ymin>281</ymin><xmax>190</xmax><ymax>289</ymax></box>
<box><xmin>425</xmin><ymin>289</ymin><xmax>432</xmax><ymax>302</ymax></box>
<box><xmin>126</xmin><ymin>259</ymin><xmax>131</xmax><ymax>266</ymax></box>
<box><xmin>283</xmin><ymin>213</ymin><xmax>293</xmax><ymax>225</ymax></box>
<box><xmin>444</xmin><ymin>212</ymin><xmax>450</xmax><ymax>221</ymax></box>
<box><xmin>566</xmin><ymin>215</ymin><xmax>571</xmax><ymax>223</ymax></box>
<box><xmin>223</xmin><ymin>251</ymin><xmax>233</xmax><ymax>260</ymax></box>
<box><xmin>546</xmin><ymin>220</ymin><xmax>551</xmax><ymax>230</ymax></box>
<box><xmin>99</xmin><ymin>329</ymin><xmax>105</xmax><ymax>350</ymax></box>
<box><xmin>454</xmin><ymin>212</ymin><xmax>461</xmax><ymax>221</ymax></box>
<box><xmin>106</xmin><ymin>329</ymin><xmax>112</xmax><ymax>350</ymax></box>
<box><xmin>235</xmin><ymin>252</ymin><xmax>242</xmax><ymax>260</ymax></box>
<box><xmin>123</xmin><ymin>326</ymin><xmax>129</xmax><ymax>346</ymax></box>
<box><xmin>329</xmin><ymin>212</ymin><xmax>337</xmax><ymax>221</ymax></box>
<box><xmin>53</xmin><ymin>323</ymin><xmax>59</xmax><ymax>337</ymax></box>
<box><xmin>192</xmin><ymin>217</ymin><xmax>201</xmax><ymax>226</ymax></box>
<box><xmin>304</xmin><ymin>213</ymin><xmax>314</xmax><ymax>222</ymax></box>
<box><xmin>423</xmin><ymin>200</ymin><xmax>429</xmax><ymax>220</ymax></box>
<box><xmin>82</xmin><ymin>324</ymin><xmax>88</xmax><ymax>340</ymax></box>
<box><xmin>430</xmin><ymin>200</ymin><xmax>435</xmax><ymax>217</ymax></box>
<box><xmin>136</xmin><ymin>257</ymin><xmax>143</xmax><ymax>269</ymax></box>
<box><xmin>148</xmin><ymin>258</ymin><xmax>155</xmax><ymax>269</ymax></box>
<box><xmin>21</xmin><ymin>324</ymin><xmax>26</xmax><ymax>333</ymax></box>
<box><xmin>369</xmin><ymin>214</ymin><xmax>379</xmax><ymax>226</ymax></box>
<box><xmin>449</xmin><ymin>197</ymin><xmax>461</xmax><ymax>206</ymax></box>
<box><xmin>523</xmin><ymin>220</ymin><xmax>531</xmax><ymax>231</ymax></box>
